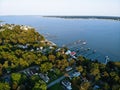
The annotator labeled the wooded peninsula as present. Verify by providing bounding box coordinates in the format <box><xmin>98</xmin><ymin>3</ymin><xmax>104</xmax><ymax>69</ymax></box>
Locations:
<box><xmin>0</xmin><ymin>24</ymin><xmax>120</xmax><ymax>90</ymax></box>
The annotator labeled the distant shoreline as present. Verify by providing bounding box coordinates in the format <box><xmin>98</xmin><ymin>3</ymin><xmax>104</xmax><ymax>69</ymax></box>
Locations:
<box><xmin>43</xmin><ymin>16</ymin><xmax>120</xmax><ymax>21</ymax></box>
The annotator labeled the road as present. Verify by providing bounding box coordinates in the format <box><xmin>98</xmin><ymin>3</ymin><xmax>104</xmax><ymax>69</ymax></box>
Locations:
<box><xmin>1</xmin><ymin>66</ymin><xmax>39</xmax><ymax>79</ymax></box>
<box><xmin>1</xmin><ymin>65</ymin><xmax>75</xmax><ymax>89</ymax></box>
<box><xmin>47</xmin><ymin>70</ymin><xmax>74</xmax><ymax>88</ymax></box>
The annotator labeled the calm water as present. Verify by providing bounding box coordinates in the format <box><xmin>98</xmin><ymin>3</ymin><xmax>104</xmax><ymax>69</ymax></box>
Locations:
<box><xmin>0</xmin><ymin>16</ymin><xmax>120</xmax><ymax>62</ymax></box>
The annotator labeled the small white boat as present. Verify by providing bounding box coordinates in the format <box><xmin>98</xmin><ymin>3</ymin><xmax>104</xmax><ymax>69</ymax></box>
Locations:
<box><xmin>82</xmin><ymin>42</ymin><xmax>87</xmax><ymax>45</ymax></box>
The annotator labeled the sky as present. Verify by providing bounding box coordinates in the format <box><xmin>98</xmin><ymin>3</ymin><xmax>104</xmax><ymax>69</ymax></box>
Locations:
<box><xmin>0</xmin><ymin>0</ymin><xmax>120</xmax><ymax>16</ymax></box>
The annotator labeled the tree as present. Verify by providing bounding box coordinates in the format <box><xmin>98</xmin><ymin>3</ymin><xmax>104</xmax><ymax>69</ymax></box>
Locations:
<box><xmin>34</xmin><ymin>58</ymin><xmax>42</xmax><ymax>65</ymax></box>
<box><xmin>32</xmin><ymin>80</ymin><xmax>47</xmax><ymax>90</ymax></box>
<box><xmin>56</xmin><ymin>52</ymin><xmax>61</xmax><ymax>58</ymax></box>
<box><xmin>56</xmin><ymin>59</ymin><xmax>69</xmax><ymax>70</ymax></box>
<box><xmin>11</xmin><ymin>73</ymin><xmax>21</xmax><ymax>84</ymax></box>
<box><xmin>0</xmin><ymin>63</ymin><xmax>3</xmax><ymax>76</ymax></box>
<box><xmin>19</xmin><ymin>58</ymin><xmax>29</xmax><ymax>68</ymax></box>
<box><xmin>90</xmin><ymin>63</ymin><xmax>100</xmax><ymax>78</ymax></box>
<box><xmin>41</xmin><ymin>55</ymin><xmax>48</xmax><ymax>62</ymax></box>
<box><xmin>90</xmin><ymin>68</ymin><xmax>100</xmax><ymax>76</ymax></box>
<box><xmin>112</xmin><ymin>84</ymin><xmax>120</xmax><ymax>90</ymax></box>
<box><xmin>54</xmin><ymin>68</ymin><xmax>61</xmax><ymax>75</ymax></box>
<box><xmin>12</xmin><ymin>81</ymin><xmax>18</xmax><ymax>90</ymax></box>
<box><xmin>0</xmin><ymin>82</ymin><xmax>10</xmax><ymax>90</ymax></box>
<box><xmin>17</xmin><ymin>84</ymin><xmax>25</xmax><ymax>90</ymax></box>
<box><xmin>40</xmin><ymin>62</ymin><xmax>53</xmax><ymax>73</ymax></box>
<box><xmin>79</xmin><ymin>82</ymin><xmax>91</xmax><ymax>90</ymax></box>
<box><xmin>20</xmin><ymin>74</ymin><xmax>27</xmax><ymax>84</ymax></box>
<box><xmin>76</xmin><ymin>65</ymin><xmax>83</xmax><ymax>73</ymax></box>
<box><xmin>69</xmin><ymin>59</ymin><xmax>75</xmax><ymax>66</ymax></box>
<box><xmin>78</xmin><ymin>56</ymin><xmax>85</xmax><ymax>62</ymax></box>
<box><xmin>30</xmin><ymin>75</ymin><xmax>40</xmax><ymax>85</ymax></box>
<box><xmin>102</xmin><ymin>82</ymin><xmax>110</xmax><ymax>90</ymax></box>
<box><xmin>48</xmin><ymin>55</ymin><xmax>56</xmax><ymax>63</ymax></box>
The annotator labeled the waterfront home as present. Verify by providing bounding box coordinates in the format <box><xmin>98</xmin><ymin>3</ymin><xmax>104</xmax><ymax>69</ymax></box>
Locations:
<box><xmin>56</xmin><ymin>48</ymin><xmax>61</xmax><ymax>52</ymax></box>
<box><xmin>70</xmin><ymin>51</ymin><xmax>76</xmax><ymax>56</ymax></box>
<box><xmin>65</xmin><ymin>50</ymin><xmax>71</xmax><ymax>55</ymax></box>
<box><xmin>20</xmin><ymin>25</ymin><xmax>33</xmax><ymax>30</ymax></box>
<box><xmin>0</xmin><ymin>24</ymin><xmax>3</xmax><ymax>27</ymax></box>
<box><xmin>61</xmin><ymin>80</ymin><xmax>72</xmax><ymax>90</ymax></box>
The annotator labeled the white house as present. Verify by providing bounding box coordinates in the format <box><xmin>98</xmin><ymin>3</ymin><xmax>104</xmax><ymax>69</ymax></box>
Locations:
<box><xmin>65</xmin><ymin>50</ymin><xmax>71</xmax><ymax>55</ymax></box>
<box><xmin>39</xmin><ymin>73</ymin><xmax>50</xmax><ymax>83</ymax></box>
<box><xmin>61</xmin><ymin>80</ymin><xmax>72</xmax><ymax>90</ymax></box>
<box><xmin>72</xmin><ymin>72</ymin><xmax>81</xmax><ymax>77</ymax></box>
<box><xmin>65</xmin><ymin>67</ymin><xmax>72</xmax><ymax>72</ymax></box>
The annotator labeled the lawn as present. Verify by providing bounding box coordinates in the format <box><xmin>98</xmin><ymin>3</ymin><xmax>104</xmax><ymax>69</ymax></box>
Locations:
<box><xmin>47</xmin><ymin>83</ymin><xmax>63</xmax><ymax>90</ymax></box>
<box><xmin>47</xmin><ymin>70</ymin><xmax>63</xmax><ymax>84</ymax></box>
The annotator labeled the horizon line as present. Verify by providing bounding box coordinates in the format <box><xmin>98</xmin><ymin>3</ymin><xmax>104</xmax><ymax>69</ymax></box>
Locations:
<box><xmin>0</xmin><ymin>15</ymin><xmax>120</xmax><ymax>17</ymax></box>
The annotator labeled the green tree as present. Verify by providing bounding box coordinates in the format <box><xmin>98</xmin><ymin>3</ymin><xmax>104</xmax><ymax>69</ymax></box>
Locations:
<box><xmin>0</xmin><ymin>82</ymin><xmax>10</xmax><ymax>90</ymax></box>
<box><xmin>56</xmin><ymin>59</ymin><xmax>69</xmax><ymax>70</ymax></box>
<box><xmin>30</xmin><ymin>75</ymin><xmax>40</xmax><ymax>85</ymax></box>
<box><xmin>79</xmin><ymin>82</ymin><xmax>91</xmax><ymax>90</ymax></box>
<box><xmin>12</xmin><ymin>81</ymin><xmax>18</xmax><ymax>90</ymax></box>
<box><xmin>102</xmin><ymin>82</ymin><xmax>110</xmax><ymax>90</ymax></box>
<box><xmin>78</xmin><ymin>56</ymin><xmax>85</xmax><ymax>62</ymax></box>
<box><xmin>48</xmin><ymin>55</ymin><xmax>56</xmax><ymax>63</ymax></box>
<box><xmin>76</xmin><ymin>65</ymin><xmax>83</xmax><ymax>73</ymax></box>
<box><xmin>40</xmin><ymin>62</ymin><xmax>53</xmax><ymax>73</ymax></box>
<box><xmin>11</xmin><ymin>73</ymin><xmax>21</xmax><ymax>84</ymax></box>
<box><xmin>19</xmin><ymin>58</ymin><xmax>29</xmax><ymax>68</ymax></box>
<box><xmin>41</xmin><ymin>55</ymin><xmax>48</xmax><ymax>62</ymax></box>
<box><xmin>0</xmin><ymin>63</ymin><xmax>3</xmax><ymax>76</ymax></box>
<box><xmin>32</xmin><ymin>80</ymin><xmax>47</xmax><ymax>90</ymax></box>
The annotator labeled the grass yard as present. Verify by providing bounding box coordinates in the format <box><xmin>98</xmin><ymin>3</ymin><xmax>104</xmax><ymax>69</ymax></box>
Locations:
<box><xmin>47</xmin><ymin>83</ymin><xmax>63</xmax><ymax>90</ymax></box>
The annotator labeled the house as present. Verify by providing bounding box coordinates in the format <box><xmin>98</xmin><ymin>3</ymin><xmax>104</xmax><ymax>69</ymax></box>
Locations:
<box><xmin>93</xmin><ymin>85</ymin><xmax>100</xmax><ymax>90</ymax></box>
<box><xmin>70</xmin><ymin>51</ymin><xmax>76</xmax><ymax>56</ymax></box>
<box><xmin>72</xmin><ymin>71</ymin><xmax>81</xmax><ymax>77</ymax></box>
<box><xmin>56</xmin><ymin>48</ymin><xmax>61</xmax><ymax>52</ymax></box>
<box><xmin>82</xmin><ymin>77</ymin><xmax>88</xmax><ymax>82</ymax></box>
<box><xmin>36</xmin><ymin>48</ymin><xmax>40</xmax><ymax>51</ymax></box>
<box><xmin>61</xmin><ymin>80</ymin><xmax>72</xmax><ymax>90</ymax></box>
<box><xmin>18</xmin><ymin>44</ymin><xmax>28</xmax><ymax>49</ymax></box>
<box><xmin>20</xmin><ymin>25</ymin><xmax>33</xmax><ymax>30</ymax></box>
<box><xmin>65</xmin><ymin>50</ymin><xmax>71</xmax><ymax>55</ymax></box>
<box><xmin>65</xmin><ymin>66</ymin><xmax>72</xmax><ymax>72</ymax></box>
<box><xmin>0</xmin><ymin>24</ymin><xmax>3</xmax><ymax>27</ymax></box>
<box><xmin>31</xmin><ymin>49</ymin><xmax>34</xmax><ymax>51</ymax></box>
<box><xmin>40</xmin><ymin>47</ymin><xmax>43</xmax><ymax>50</ymax></box>
<box><xmin>39</xmin><ymin>73</ymin><xmax>49</xmax><ymax>83</ymax></box>
<box><xmin>23</xmin><ymin>71</ymin><xmax>30</xmax><ymax>77</ymax></box>
<box><xmin>49</xmin><ymin>46</ymin><xmax>53</xmax><ymax>49</ymax></box>
<box><xmin>67</xmin><ymin>58</ymin><xmax>72</xmax><ymax>62</ymax></box>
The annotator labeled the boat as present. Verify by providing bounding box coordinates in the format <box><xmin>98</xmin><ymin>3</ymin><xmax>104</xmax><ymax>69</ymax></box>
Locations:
<box><xmin>82</xmin><ymin>41</ymin><xmax>87</xmax><ymax>45</ymax></box>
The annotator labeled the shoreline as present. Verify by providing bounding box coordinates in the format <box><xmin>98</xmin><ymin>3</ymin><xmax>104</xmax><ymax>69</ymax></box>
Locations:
<box><xmin>43</xmin><ymin>16</ymin><xmax>120</xmax><ymax>21</ymax></box>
